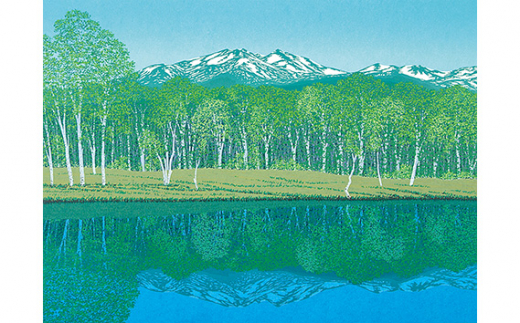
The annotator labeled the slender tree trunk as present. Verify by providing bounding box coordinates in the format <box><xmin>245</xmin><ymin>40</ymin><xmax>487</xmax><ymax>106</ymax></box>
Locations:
<box><xmin>241</xmin><ymin>126</ymin><xmax>249</xmax><ymax>170</ymax></box>
<box><xmin>263</xmin><ymin>135</ymin><xmax>271</xmax><ymax>170</ymax></box>
<box><xmin>135</xmin><ymin>112</ymin><xmax>147</xmax><ymax>172</ymax></box>
<box><xmin>345</xmin><ymin>154</ymin><xmax>357</xmax><ymax>198</ymax></box>
<box><xmin>321</xmin><ymin>126</ymin><xmax>329</xmax><ymax>172</ymax></box>
<box><xmin>376</xmin><ymin>150</ymin><xmax>382</xmax><ymax>187</ymax></box>
<box><xmin>382</xmin><ymin>134</ymin><xmax>389</xmax><ymax>172</ymax></box>
<box><xmin>127</xmin><ymin>133</ymin><xmax>132</xmax><ymax>171</ymax></box>
<box><xmin>44</xmin><ymin>122</ymin><xmax>54</xmax><ymax>186</ymax></box>
<box><xmin>179</xmin><ymin>122</ymin><xmax>186</xmax><ymax>168</ymax></box>
<box><xmin>110</xmin><ymin>127</ymin><xmax>115</xmax><ymax>166</ymax></box>
<box><xmin>89</xmin><ymin>129</ymin><xmax>96</xmax><ymax>174</ymax></box>
<box><xmin>358</xmin><ymin>127</ymin><xmax>365</xmax><ymax>175</ymax></box>
<box><xmin>56</xmin><ymin>112</ymin><xmax>73</xmax><ymax>186</ymax></box>
<box><xmin>288</xmin><ymin>128</ymin><xmax>299</xmax><ymax>163</ymax></box>
<box><xmin>193</xmin><ymin>158</ymin><xmax>201</xmax><ymax>190</ymax></box>
<box><xmin>217</xmin><ymin>142</ymin><xmax>225</xmax><ymax>169</ymax></box>
<box><xmin>455</xmin><ymin>131</ymin><xmax>462</xmax><ymax>176</ymax></box>
<box><xmin>100</xmin><ymin>114</ymin><xmax>107</xmax><ymax>186</ymax></box>
<box><xmin>337</xmin><ymin>132</ymin><xmax>344</xmax><ymax>175</ymax></box>
<box><xmin>394</xmin><ymin>137</ymin><xmax>401</xmax><ymax>172</ymax></box>
<box><xmin>433</xmin><ymin>156</ymin><xmax>438</xmax><ymax>178</ymax></box>
<box><xmin>140</xmin><ymin>149</ymin><xmax>146</xmax><ymax>172</ymax></box>
<box><xmin>216</xmin><ymin>128</ymin><xmax>226</xmax><ymax>169</ymax></box>
<box><xmin>410</xmin><ymin>133</ymin><xmax>421</xmax><ymax>186</ymax></box>
<box><xmin>187</xmin><ymin>126</ymin><xmax>193</xmax><ymax>169</ymax></box>
<box><xmin>158</xmin><ymin>124</ymin><xmax>176</xmax><ymax>185</ymax></box>
<box><xmin>304</xmin><ymin>133</ymin><xmax>311</xmax><ymax>169</ymax></box>
<box><xmin>75</xmin><ymin>113</ymin><xmax>85</xmax><ymax>186</ymax></box>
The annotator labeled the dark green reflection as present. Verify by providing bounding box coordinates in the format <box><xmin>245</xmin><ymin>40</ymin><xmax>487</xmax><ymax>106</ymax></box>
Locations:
<box><xmin>43</xmin><ymin>200</ymin><xmax>476</xmax><ymax>322</ymax></box>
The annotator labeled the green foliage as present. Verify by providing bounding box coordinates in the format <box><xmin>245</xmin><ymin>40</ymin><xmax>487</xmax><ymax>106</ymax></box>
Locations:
<box><xmin>441</xmin><ymin>171</ymin><xmax>458</xmax><ymax>180</ymax></box>
<box><xmin>111</xmin><ymin>157</ymin><xmax>129</xmax><ymax>170</ymax></box>
<box><xmin>458</xmin><ymin>171</ymin><xmax>476</xmax><ymax>179</ymax></box>
<box><xmin>270</xmin><ymin>159</ymin><xmax>305</xmax><ymax>171</ymax></box>
<box><xmin>43</xmin><ymin>11</ymin><xmax>477</xmax><ymax>182</ymax></box>
<box><xmin>386</xmin><ymin>165</ymin><xmax>412</xmax><ymax>179</ymax></box>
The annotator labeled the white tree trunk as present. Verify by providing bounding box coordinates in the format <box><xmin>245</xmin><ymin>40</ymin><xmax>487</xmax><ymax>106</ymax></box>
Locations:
<box><xmin>110</xmin><ymin>129</ymin><xmax>115</xmax><ymax>166</ymax></box>
<box><xmin>262</xmin><ymin>135</ymin><xmax>271</xmax><ymax>170</ymax></box>
<box><xmin>217</xmin><ymin>142</ymin><xmax>225</xmax><ymax>169</ymax></box>
<box><xmin>409</xmin><ymin>135</ymin><xmax>421</xmax><ymax>186</ymax></box>
<box><xmin>56</xmin><ymin>112</ymin><xmax>73</xmax><ymax>186</ymax></box>
<box><xmin>455</xmin><ymin>132</ymin><xmax>461</xmax><ymax>176</ymax></box>
<box><xmin>288</xmin><ymin>128</ymin><xmax>299</xmax><ymax>163</ymax></box>
<box><xmin>44</xmin><ymin>122</ymin><xmax>54</xmax><ymax>186</ymax></box>
<box><xmin>321</xmin><ymin>126</ymin><xmax>329</xmax><ymax>172</ymax></box>
<box><xmin>337</xmin><ymin>145</ymin><xmax>344</xmax><ymax>175</ymax></box>
<box><xmin>305</xmin><ymin>134</ymin><xmax>311</xmax><ymax>169</ymax></box>
<box><xmin>345</xmin><ymin>154</ymin><xmax>358</xmax><ymax>198</ymax></box>
<box><xmin>193</xmin><ymin>158</ymin><xmax>201</xmax><ymax>190</ymax></box>
<box><xmin>139</xmin><ymin>149</ymin><xmax>146</xmax><ymax>172</ymax></box>
<box><xmin>135</xmin><ymin>116</ymin><xmax>146</xmax><ymax>172</ymax></box>
<box><xmin>321</xmin><ymin>142</ymin><xmax>329</xmax><ymax>172</ymax></box>
<box><xmin>241</xmin><ymin>127</ymin><xmax>249</xmax><ymax>170</ymax></box>
<box><xmin>394</xmin><ymin>137</ymin><xmax>401</xmax><ymax>171</ymax></box>
<box><xmin>127</xmin><ymin>133</ymin><xmax>132</xmax><ymax>171</ymax></box>
<box><xmin>157</xmin><ymin>151</ymin><xmax>175</xmax><ymax>185</ymax></box>
<box><xmin>75</xmin><ymin>113</ymin><xmax>85</xmax><ymax>186</ymax></box>
<box><xmin>376</xmin><ymin>150</ymin><xmax>382</xmax><ymax>187</ymax></box>
<box><xmin>358</xmin><ymin>128</ymin><xmax>365</xmax><ymax>175</ymax></box>
<box><xmin>89</xmin><ymin>133</ymin><xmax>96</xmax><ymax>175</ymax></box>
<box><xmin>100</xmin><ymin>115</ymin><xmax>107</xmax><ymax>186</ymax></box>
<box><xmin>337</xmin><ymin>133</ymin><xmax>344</xmax><ymax>175</ymax></box>
<box><xmin>382</xmin><ymin>134</ymin><xmax>389</xmax><ymax>172</ymax></box>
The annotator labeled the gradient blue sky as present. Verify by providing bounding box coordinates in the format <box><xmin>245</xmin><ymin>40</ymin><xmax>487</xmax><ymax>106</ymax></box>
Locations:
<box><xmin>44</xmin><ymin>0</ymin><xmax>476</xmax><ymax>72</ymax></box>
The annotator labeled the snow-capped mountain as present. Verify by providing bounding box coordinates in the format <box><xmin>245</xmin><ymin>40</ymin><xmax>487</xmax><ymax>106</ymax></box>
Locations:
<box><xmin>357</xmin><ymin>63</ymin><xmax>477</xmax><ymax>91</ymax></box>
<box><xmin>137</xmin><ymin>49</ymin><xmax>477</xmax><ymax>91</ymax></box>
<box><xmin>138</xmin><ymin>48</ymin><xmax>349</xmax><ymax>87</ymax></box>
<box><xmin>137</xmin><ymin>265</ymin><xmax>476</xmax><ymax>307</ymax></box>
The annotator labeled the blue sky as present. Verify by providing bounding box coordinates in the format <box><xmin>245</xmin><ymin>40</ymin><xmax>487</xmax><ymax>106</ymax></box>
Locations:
<box><xmin>43</xmin><ymin>0</ymin><xmax>476</xmax><ymax>72</ymax></box>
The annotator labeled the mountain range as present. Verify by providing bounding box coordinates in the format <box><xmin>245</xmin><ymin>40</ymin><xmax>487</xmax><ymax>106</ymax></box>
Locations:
<box><xmin>137</xmin><ymin>48</ymin><xmax>477</xmax><ymax>91</ymax></box>
<box><xmin>137</xmin><ymin>265</ymin><xmax>476</xmax><ymax>307</ymax></box>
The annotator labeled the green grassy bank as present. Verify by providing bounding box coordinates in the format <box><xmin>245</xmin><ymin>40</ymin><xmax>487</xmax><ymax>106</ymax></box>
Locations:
<box><xmin>43</xmin><ymin>167</ymin><xmax>476</xmax><ymax>202</ymax></box>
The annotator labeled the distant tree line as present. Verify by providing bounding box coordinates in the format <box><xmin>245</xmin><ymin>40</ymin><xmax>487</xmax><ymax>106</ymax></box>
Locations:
<box><xmin>44</xmin><ymin>11</ymin><xmax>477</xmax><ymax>187</ymax></box>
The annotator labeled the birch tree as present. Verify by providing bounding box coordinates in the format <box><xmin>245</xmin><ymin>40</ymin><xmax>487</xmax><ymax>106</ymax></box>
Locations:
<box><xmin>192</xmin><ymin>98</ymin><xmax>229</xmax><ymax>169</ymax></box>
<box><xmin>394</xmin><ymin>83</ymin><xmax>434</xmax><ymax>186</ymax></box>
<box><xmin>44</xmin><ymin>34</ymin><xmax>74</xmax><ymax>186</ymax></box>
<box><xmin>46</xmin><ymin>10</ymin><xmax>134</xmax><ymax>186</ymax></box>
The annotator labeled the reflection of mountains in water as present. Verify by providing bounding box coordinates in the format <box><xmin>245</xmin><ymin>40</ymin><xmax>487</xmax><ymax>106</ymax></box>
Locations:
<box><xmin>137</xmin><ymin>265</ymin><xmax>477</xmax><ymax>307</ymax></box>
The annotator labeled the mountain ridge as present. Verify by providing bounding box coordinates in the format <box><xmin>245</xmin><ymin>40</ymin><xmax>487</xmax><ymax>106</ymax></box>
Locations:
<box><xmin>137</xmin><ymin>48</ymin><xmax>476</xmax><ymax>91</ymax></box>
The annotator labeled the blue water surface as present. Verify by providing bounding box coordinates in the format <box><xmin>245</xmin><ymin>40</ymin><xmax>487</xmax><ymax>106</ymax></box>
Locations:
<box><xmin>126</xmin><ymin>284</ymin><xmax>476</xmax><ymax>323</ymax></box>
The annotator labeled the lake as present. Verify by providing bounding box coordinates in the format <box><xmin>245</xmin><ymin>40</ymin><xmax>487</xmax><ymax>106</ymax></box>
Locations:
<box><xmin>43</xmin><ymin>200</ymin><xmax>476</xmax><ymax>322</ymax></box>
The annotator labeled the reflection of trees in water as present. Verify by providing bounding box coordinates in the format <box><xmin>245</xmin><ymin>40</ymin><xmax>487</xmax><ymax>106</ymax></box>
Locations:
<box><xmin>43</xmin><ymin>201</ymin><xmax>476</xmax><ymax>320</ymax></box>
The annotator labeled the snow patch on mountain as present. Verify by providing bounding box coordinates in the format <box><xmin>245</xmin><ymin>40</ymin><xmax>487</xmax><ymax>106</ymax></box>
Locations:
<box><xmin>137</xmin><ymin>49</ymin><xmax>476</xmax><ymax>91</ymax></box>
<box><xmin>358</xmin><ymin>63</ymin><xmax>477</xmax><ymax>91</ymax></box>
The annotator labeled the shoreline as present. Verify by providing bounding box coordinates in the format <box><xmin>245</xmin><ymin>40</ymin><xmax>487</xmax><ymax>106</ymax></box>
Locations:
<box><xmin>43</xmin><ymin>195</ymin><xmax>477</xmax><ymax>204</ymax></box>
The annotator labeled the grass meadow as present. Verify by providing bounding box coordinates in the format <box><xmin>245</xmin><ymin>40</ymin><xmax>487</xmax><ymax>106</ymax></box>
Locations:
<box><xmin>43</xmin><ymin>167</ymin><xmax>476</xmax><ymax>202</ymax></box>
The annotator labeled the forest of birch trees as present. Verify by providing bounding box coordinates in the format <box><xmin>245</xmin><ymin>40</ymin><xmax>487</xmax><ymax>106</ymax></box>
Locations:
<box><xmin>44</xmin><ymin>11</ymin><xmax>477</xmax><ymax>187</ymax></box>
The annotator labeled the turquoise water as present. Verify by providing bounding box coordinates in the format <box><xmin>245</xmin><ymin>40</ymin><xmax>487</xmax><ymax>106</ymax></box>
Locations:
<box><xmin>127</xmin><ymin>285</ymin><xmax>476</xmax><ymax>323</ymax></box>
<box><xmin>43</xmin><ymin>200</ymin><xmax>476</xmax><ymax>322</ymax></box>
